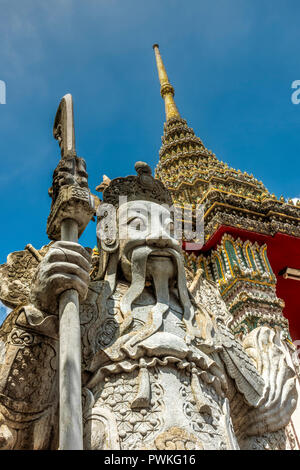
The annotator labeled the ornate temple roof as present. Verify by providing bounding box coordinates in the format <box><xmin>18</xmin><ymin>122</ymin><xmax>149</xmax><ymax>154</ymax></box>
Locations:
<box><xmin>153</xmin><ymin>45</ymin><xmax>300</xmax><ymax>340</ymax></box>
<box><xmin>153</xmin><ymin>45</ymin><xmax>300</xmax><ymax>245</ymax></box>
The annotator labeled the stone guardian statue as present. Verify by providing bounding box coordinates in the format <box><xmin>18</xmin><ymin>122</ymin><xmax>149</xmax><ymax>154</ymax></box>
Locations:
<box><xmin>0</xmin><ymin>115</ymin><xmax>297</xmax><ymax>450</ymax></box>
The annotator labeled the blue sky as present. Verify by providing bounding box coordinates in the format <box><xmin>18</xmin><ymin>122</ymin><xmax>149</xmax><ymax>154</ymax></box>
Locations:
<box><xmin>0</xmin><ymin>0</ymin><xmax>300</xmax><ymax>266</ymax></box>
<box><xmin>0</xmin><ymin>302</ymin><xmax>9</xmax><ymax>324</ymax></box>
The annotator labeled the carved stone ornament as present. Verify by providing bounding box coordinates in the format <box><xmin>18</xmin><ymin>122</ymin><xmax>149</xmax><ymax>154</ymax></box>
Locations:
<box><xmin>0</xmin><ymin>244</ymin><xmax>51</xmax><ymax>309</ymax></box>
<box><xmin>154</xmin><ymin>426</ymin><xmax>203</xmax><ymax>450</ymax></box>
<box><xmin>47</xmin><ymin>184</ymin><xmax>95</xmax><ymax>240</ymax></box>
<box><xmin>47</xmin><ymin>94</ymin><xmax>95</xmax><ymax>240</ymax></box>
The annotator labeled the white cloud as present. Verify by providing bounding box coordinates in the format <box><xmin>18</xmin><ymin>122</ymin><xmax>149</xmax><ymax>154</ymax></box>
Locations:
<box><xmin>291</xmin><ymin>197</ymin><xmax>300</xmax><ymax>205</ymax></box>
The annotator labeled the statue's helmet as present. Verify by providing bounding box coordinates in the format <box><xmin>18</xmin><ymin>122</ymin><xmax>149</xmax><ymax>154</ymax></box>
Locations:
<box><xmin>95</xmin><ymin>161</ymin><xmax>179</xmax><ymax>281</ymax></box>
<box><xmin>102</xmin><ymin>161</ymin><xmax>173</xmax><ymax>207</ymax></box>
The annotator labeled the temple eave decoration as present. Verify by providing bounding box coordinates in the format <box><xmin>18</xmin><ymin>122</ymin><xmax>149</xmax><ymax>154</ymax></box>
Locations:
<box><xmin>184</xmin><ymin>235</ymin><xmax>289</xmax><ymax>341</ymax></box>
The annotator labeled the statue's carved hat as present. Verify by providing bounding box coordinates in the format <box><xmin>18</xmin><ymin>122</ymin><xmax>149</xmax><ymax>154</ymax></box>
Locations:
<box><xmin>102</xmin><ymin>161</ymin><xmax>173</xmax><ymax>207</ymax></box>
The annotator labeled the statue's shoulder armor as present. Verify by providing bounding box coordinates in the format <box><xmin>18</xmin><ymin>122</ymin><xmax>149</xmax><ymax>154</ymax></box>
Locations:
<box><xmin>0</xmin><ymin>304</ymin><xmax>58</xmax><ymax>417</ymax></box>
<box><xmin>0</xmin><ymin>243</ymin><xmax>52</xmax><ymax>309</ymax></box>
<box><xmin>80</xmin><ymin>280</ymin><xmax>119</xmax><ymax>366</ymax></box>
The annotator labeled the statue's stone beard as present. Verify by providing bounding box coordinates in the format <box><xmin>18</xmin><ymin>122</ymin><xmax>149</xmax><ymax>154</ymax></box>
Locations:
<box><xmin>118</xmin><ymin>245</ymin><xmax>198</xmax><ymax>343</ymax></box>
<box><xmin>100</xmin><ymin>244</ymin><xmax>215</xmax><ymax>362</ymax></box>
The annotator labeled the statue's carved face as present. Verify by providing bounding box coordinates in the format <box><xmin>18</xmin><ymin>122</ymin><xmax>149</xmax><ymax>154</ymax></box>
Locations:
<box><xmin>117</xmin><ymin>201</ymin><xmax>181</xmax><ymax>282</ymax></box>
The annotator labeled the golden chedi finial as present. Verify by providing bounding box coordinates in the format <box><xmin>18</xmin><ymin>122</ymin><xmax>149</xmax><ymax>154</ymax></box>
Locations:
<box><xmin>153</xmin><ymin>44</ymin><xmax>181</xmax><ymax>121</ymax></box>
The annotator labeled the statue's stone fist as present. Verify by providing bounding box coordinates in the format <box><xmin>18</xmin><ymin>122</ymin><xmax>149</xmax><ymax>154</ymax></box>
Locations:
<box><xmin>30</xmin><ymin>241</ymin><xmax>91</xmax><ymax>315</ymax></box>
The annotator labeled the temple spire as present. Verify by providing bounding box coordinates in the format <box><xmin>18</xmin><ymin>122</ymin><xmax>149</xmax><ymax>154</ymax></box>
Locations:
<box><xmin>153</xmin><ymin>44</ymin><xmax>181</xmax><ymax>121</ymax></box>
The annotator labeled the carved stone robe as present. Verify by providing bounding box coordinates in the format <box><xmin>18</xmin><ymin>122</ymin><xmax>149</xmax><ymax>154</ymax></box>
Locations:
<box><xmin>0</xmin><ymin>271</ymin><xmax>296</xmax><ymax>450</ymax></box>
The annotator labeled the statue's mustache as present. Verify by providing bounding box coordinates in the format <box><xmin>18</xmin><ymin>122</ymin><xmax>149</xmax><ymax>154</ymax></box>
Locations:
<box><xmin>124</xmin><ymin>241</ymin><xmax>181</xmax><ymax>264</ymax></box>
<box><xmin>119</xmin><ymin>244</ymin><xmax>196</xmax><ymax>338</ymax></box>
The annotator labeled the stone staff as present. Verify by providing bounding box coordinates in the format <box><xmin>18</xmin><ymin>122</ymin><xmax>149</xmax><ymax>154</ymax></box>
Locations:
<box><xmin>47</xmin><ymin>94</ymin><xmax>95</xmax><ymax>449</ymax></box>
